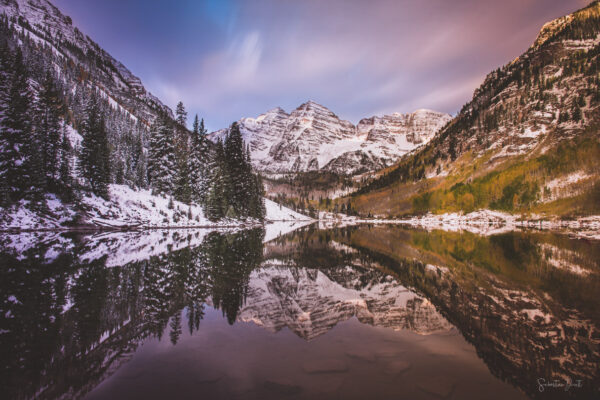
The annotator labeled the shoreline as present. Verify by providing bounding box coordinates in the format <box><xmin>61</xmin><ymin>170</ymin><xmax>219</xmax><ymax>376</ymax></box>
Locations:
<box><xmin>3</xmin><ymin>209</ymin><xmax>598</xmax><ymax>240</ymax></box>
<box><xmin>317</xmin><ymin>210</ymin><xmax>600</xmax><ymax>240</ymax></box>
<box><xmin>0</xmin><ymin>186</ymin><xmax>314</xmax><ymax>233</ymax></box>
<box><xmin>0</xmin><ymin>220</ymin><xmax>313</xmax><ymax>234</ymax></box>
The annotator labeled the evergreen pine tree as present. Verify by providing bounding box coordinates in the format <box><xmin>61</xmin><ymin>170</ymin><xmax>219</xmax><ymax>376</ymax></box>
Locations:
<box><xmin>58</xmin><ymin>126</ymin><xmax>73</xmax><ymax>201</ymax></box>
<box><xmin>2</xmin><ymin>48</ymin><xmax>35</xmax><ymax>203</ymax></box>
<box><xmin>572</xmin><ymin>104</ymin><xmax>582</xmax><ymax>122</ymax></box>
<box><xmin>175</xmin><ymin>101</ymin><xmax>187</xmax><ymax>127</ymax></box>
<box><xmin>36</xmin><ymin>71</ymin><xmax>62</xmax><ymax>191</ymax></box>
<box><xmin>174</xmin><ymin>152</ymin><xmax>191</xmax><ymax>203</ymax></box>
<box><xmin>248</xmin><ymin>173</ymin><xmax>266</xmax><ymax>219</ymax></box>
<box><xmin>79</xmin><ymin>92</ymin><xmax>110</xmax><ymax>198</ymax></box>
<box><xmin>135</xmin><ymin>143</ymin><xmax>148</xmax><ymax>189</ymax></box>
<box><xmin>172</xmin><ymin>101</ymin><xmax>191</xmax><ymax>203</ymax></box>
<box><xmin>148</xmin><ymin>113</ymin><xmax>176</xmax><ymax>195</ymax></box>
<box><xmin>224</xmin><ymin>122</ymin><xmax>247</xmax><ymax>217</ymax></box>
<box><xmin>169</xmin><ymin>311</ymin><xmax>182</xmax><ymax>345</ymax></box>
<box><xmin>203</xmin><ymin>122</ymin><xmax>266</xmax><ymax>221</ymax></box>
<box><xmin>0</xmin><ymin>40</ymin><xmax>13</xmax><ymax>205</ymax></box>
<box><xmin>205</xmin><ymin>139</ymin><xmax>226</xmax><ymax>221</ymax></box>
<box><xmin>206</xmin><ymin>170</ymin><xmax>225</xmax><ymax>221</ymax></box>
<box><xmin>27</xmin><ymin>126</ymin><xmax>46</xmax><ymax>207</ymax></box>
<box><xmin>189</xmin><ymin>115</ymin><xmax>210</xmax><ymax>204</ymax></box>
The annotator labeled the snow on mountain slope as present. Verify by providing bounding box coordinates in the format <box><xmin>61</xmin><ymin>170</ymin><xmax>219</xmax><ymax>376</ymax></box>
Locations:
<box><xmin>0</xmin><ymin>0</ymin><xmax>171</xmax><ymax>123</ymax></box>
<box><xmin>83</xmin><ymin>187</ymin><xmax>309</xmax><ymax>228</ymax></box>
<box><xmin>265</xmin><ymin>198</ymin><xmax>313</xmax><ymax>221</ymax></box>
<box><xmin>209</xmin><ymin>101</ymin><xmax>451</xmax><ymax>175</ymax></box>
<box><xmin>0</xmin><ymin>184</ymin><xmax>310</xmax><ymax>230</ymax></box>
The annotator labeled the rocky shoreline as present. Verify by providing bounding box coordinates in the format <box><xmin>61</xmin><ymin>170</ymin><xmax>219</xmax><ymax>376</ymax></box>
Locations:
<box><xmin>318</xmin><ymin>210</ymin><xmax>600</xmax><ymax>240</ymax></box>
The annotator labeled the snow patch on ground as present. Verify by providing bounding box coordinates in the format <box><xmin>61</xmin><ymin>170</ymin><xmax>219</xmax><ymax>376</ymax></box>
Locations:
<box><xmin>519</xmin><ymin>125</ymin><xmax>546</xmax><ymax>138</ymax></box>
<box><xmin>318</xmin><ymin>209</ymin><xmax>600</xmax><ymax>240</ymax></box>
<box><xmin>328</xmin><ymin>186</ymin><xmax>358</xmax><ymax>199</ymax></box>
<box><xmin>542</xmin><ymin>171</ymin><xmax>593</xmax><ymax>203</ymax></box>
<box><xmin>318</xmin><ymin>211</ymin><xmax>360</xmax><ymax>229</ymax></box>
<box><xmin>521</xmin><ymin>309</ymin><xmax>552</xmax><ymax>324</ymax></box>
<box><xmin>264</xmin><ymin>198</ymin><xmax>313</xmax><ymax>222</ymax></box>
<box><xmin>1</xmin><ymin>185</ymin><xmax>312</xmax><ymax>231</ymax></box>
<box><xmin>80</xmin><ymin>185</ymin><xmax>216</xmax><ymax>228</ymax></box>
<box><xmin>0</xmin><ymin>195</ymin><xmax>77</xmax><ymax>230</ymax></box>
<box><xmin>394</xmin><ymin>210</ymin><xmax>518</xmax><ymax>236</ymax></box>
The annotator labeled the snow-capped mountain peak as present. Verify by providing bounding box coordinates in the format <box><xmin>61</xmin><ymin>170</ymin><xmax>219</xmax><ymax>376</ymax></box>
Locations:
<box><xmin>210</xmin><ymin>101</ymin><xmax>451</xmax><ymax>175</ymax></box>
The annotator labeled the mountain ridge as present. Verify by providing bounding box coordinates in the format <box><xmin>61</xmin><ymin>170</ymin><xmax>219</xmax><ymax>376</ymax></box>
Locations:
<box><xmin>349</xmin><ymin>1</ymin><xmax>600</xmax><ymax>218</ymax></box>
<box><xmin>209</xmin><ymin>101</ymin><xmax>451</xmax><ymax>175</ymax></box>
<box><xmin>0</xmin><ymin>0</ymin><xmax>172</xmax><ymax>124</ymax></box>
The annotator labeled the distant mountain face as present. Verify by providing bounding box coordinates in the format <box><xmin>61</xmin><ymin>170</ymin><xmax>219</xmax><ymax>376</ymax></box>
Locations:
<box><xmin>353</xmin><ymin>1</ymin><xmax>600</xmax><ymax>217</ymax></box>
<box><xmin>0</xmin><ymin>0</ymin><xmax>171</xmax><ymax>124</ymax></box>
<box><xmin>209</xmin><ymin>101</ymin><xmax>451</xmax><ymax>175</ymax></box>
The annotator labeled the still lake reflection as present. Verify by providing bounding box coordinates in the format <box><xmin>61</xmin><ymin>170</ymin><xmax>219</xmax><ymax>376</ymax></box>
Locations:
<box><xmin>1</xmin><ymin>225</ymin><xmax>599</xmax><ymax>399</ymax></box>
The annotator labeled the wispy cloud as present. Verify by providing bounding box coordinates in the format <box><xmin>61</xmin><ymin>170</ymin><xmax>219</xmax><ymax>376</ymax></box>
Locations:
<box><xmin>54</xmin><ymin>0</ymin><xmax>586</xmax><ymax>130</ymax></box>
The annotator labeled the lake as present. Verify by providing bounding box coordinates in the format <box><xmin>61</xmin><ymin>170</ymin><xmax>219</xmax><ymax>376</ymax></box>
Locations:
<box><xmin>1</xmin><ymin>224</ymin><xmax>599</xmax><ymax>399</ymax></box>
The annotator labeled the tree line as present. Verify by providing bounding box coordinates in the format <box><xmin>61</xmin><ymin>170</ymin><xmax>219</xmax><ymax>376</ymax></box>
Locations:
<box><xmin>148</xmin><ymin>105</ymin><xmax>265</xmax><ymax>221</ymax></box>
<box><xmin>0</xmin><ymin>41</ymin><xmax>73</xmax><ymax>207</ymax></box>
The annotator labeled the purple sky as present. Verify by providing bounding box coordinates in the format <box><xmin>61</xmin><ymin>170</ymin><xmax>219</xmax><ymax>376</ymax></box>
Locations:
<box><xmin>53</xmin><ymin>0</ymin><xmax>587</xmax><ymax>131</ymax></box>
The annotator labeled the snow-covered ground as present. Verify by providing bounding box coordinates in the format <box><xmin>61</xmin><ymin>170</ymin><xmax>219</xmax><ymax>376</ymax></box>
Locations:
<box><xmin>318</xmin><ymin>210</ymin><xmax>600</xmax><ymax>240</ymax></box>
<box><xmin>263</xmin><ymin>199</ymin><xmax>314</xmax><ymax>242</ymax></box>
<box><xmin>391</xmin><ymin>211</ymin><xmax>600</xmax><ymax>240</ymax></box>
<box><xmin>0</xmin><ymin>184</ymin><xmax>315</xmax><ymax>264</ymax></box>
<box><xmin>540</xmin><ymin>171</ymin><xmax>593</xmax><ymax>203</ymax></box>
<box><xmin>81</xmin><ymin>185</ymin><xmax>215</xmax><ymax>228</ymax></box>
<box><xmin>0</xmin><ymin>184</ymin><xmax>312</xmax><ymax>231</ymax></box>
<box><xmin>264</xmin><ymin>198</ymin><xmax>313</xmax><ymax>222</ymax></box>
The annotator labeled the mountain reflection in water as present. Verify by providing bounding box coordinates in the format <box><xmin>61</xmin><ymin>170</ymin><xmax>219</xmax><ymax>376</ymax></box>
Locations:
<box><xmin>1</xmin><ymin>225</ymin><xmax>599</xmax><ymax>399</ymax></box>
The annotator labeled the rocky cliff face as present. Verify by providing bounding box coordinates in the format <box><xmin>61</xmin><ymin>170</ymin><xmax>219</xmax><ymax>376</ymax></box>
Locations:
<box><xmin>357</xmin><ymin>109</ymin><xmax>450</xmax><ymax>145</ymax></box>
<box><xmin>442</xmin><ymin>1</ymin><xmax>600</xmax><ymax>167</ymax></box>
<box><xmin>0</xmin><ymin>0</ymin><xmax>171</xmax><ymax>124</ymax></box>
<box><xmin>353</xmin><ymin>1</ymin><xmax>600</xmax><ymax>217</ymax></box>
<box><xmin>210</xmin><ymin>101</ymin><xmax>450</xmax><ymax>175</ymax></box>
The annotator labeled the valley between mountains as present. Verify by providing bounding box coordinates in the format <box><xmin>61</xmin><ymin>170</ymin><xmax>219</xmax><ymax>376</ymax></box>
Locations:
<box><xmin>0</xmin><ymin>0</ymin><xmax>599</xmax><ymax>238</ymax></box>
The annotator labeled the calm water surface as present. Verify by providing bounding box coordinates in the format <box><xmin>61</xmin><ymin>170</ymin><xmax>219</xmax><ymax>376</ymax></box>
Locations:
<box><xmin>1</xmin><ymin>225</ymin><xmax>599</xmax><ymax>399</ymax></box>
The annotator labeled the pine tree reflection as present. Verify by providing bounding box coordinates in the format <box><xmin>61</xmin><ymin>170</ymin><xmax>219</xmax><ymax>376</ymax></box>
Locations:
<box><xmin>0</xmin><ymin>228</ymin><xmax>264</xmax><ymax>399</ymax></box>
